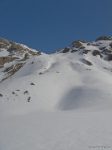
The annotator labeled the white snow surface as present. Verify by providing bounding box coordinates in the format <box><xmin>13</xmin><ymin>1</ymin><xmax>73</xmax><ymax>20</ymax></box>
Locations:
<box><xmin>0</xmin><ymin>49</ymin><xmax>9</xmax><ymax>57</ymax></box>
<box><xmin>0</xmin><ymin>40</ymin><xmax>112</xmax><ymax>150</ymax></box>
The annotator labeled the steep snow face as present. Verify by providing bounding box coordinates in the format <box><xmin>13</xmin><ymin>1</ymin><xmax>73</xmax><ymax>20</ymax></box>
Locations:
<box><xmin>0</xmin><ymin>38</ymin><xmax>112</xmax><ymax>114</ymax></box>
<box><xmin>1</xmin><ymin>37</ymin><xmax>112</xmax><ymax>150</ymax></box>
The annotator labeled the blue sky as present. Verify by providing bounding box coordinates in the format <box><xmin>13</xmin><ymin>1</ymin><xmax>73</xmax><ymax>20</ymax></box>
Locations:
<box><xmin>0</xmin><ymin>0</ymin><xmax>112</xmax><ymax>53</ymax></box>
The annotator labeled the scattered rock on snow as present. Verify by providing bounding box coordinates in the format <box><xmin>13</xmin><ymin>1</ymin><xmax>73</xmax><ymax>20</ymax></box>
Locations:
<box><xmin>24</xmin><ymin>91</ymin><xmax>29</xmax><ymax>94</ymax></box>
<box><xmin>0</xmin><ymin>93</ymin><xmax>3</xmax><ymax>97</ymax></box>
<box><xmin>39</xmin><ymin>72</ymin><xmax>43</xmax><ymax>75</ymax></box>
<box><xmin>12</xmin><ymin>91</ymin><xmax>15</xmax><ymax>94</ymax></box>
<box><xmin>16</xmin><ymin>89</ymin><xmax>20</xmax><ymax>91</ymax></box>
<box><xmin>92</xmin><ymin>50</ymin><xmax>102</xmax><ymax>57</ymax></box>
<box><xmin>81</xmin><ymin>59</ymin><xmax>93</xmax><ymax>66</ymax></box>
<box><xmin>62</xmin><ymin>47</ymin><xmax>70</xmax><ymax>53</ymax></box>
<box><xmin>27</xmin><ymin>97</ymin><xmax>31</xmax><ymax>102</ymax></box>
<box><xmin>96</xmin><ymin>36</ymin><xmax>112</xmax><ymax>41</ymax></box>
<box><xmin>30</xmin><ymin>82</ymin><xmax>35</xmax><ymax>85</ymax></box>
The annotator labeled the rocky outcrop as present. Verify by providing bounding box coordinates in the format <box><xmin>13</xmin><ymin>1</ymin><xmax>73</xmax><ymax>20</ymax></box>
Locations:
<box><xmin>0</xmin><ymin>56</ymin><xmax>17</xmax><ymax>67</ymax></box>
<box><xmin>0</xmin><ymin>38</ymin><xmax>41</xmax><ymax>82</ymax></box>
<box><xmin>60</xmin><ymin>36</ymin><xmax>112</xmax><ymax>63</ymax></box>
<box><xmin>96</xmin><ymin>36</ymin><xmax>112</xmax><ymax>41</ymax></box>
<box><xmin>71</xmin><ymin>41</ymin><xmax>85</xmax><ymax>49</ymax></box>
<box><xmin>92</xmin><ymin>50</ymin><xmax>102</xmax><ymax>57</ymax></box>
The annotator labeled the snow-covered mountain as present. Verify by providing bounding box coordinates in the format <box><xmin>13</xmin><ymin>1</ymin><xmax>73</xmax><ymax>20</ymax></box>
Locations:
<box><xmin>1</xmin><ymin>36</ymin><xmax>112</xmax><ymax>112</ymax></box>
<box><xmin>0</xmin><ymin>36</ymin><xmax>112</xmax><ymax>150</ymax></box>
<box><xmin>0</xmin><ymin>38</ymin><xmax>41</xmax><ymax>82</ymax></box>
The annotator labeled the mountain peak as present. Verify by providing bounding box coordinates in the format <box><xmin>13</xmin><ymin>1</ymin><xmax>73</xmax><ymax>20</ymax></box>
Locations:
<box><xmin>0</xmin><ymin>38</ymin><xmax>41</xmax><ymax>82</ymax></box>
<box><xmin>0</xmin><ymin>36</ymin><xmax>112</xmax><ymax>82</ymax></box>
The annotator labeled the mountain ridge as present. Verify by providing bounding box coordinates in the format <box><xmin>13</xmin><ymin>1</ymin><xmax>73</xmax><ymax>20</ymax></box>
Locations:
<box><xmin>0</xmin><ymin>35</ymin><xmax>112</xmax><ymax>113</ymax></box>
<box><xmin>1</xmin><ymin>36</ymin><xmax>112</xmax><ymax>150</ymax></box>
<box><xmin>1</xmin><ymin>35</ymin><xmax>112</xmax><ymax>82</ymax></box>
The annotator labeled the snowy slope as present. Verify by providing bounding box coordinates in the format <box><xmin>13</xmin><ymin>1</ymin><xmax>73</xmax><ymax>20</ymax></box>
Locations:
<box><xmin>0</xmin><ymin>36</ymin><xmax>112</xmax><ymax>150</ymax></box>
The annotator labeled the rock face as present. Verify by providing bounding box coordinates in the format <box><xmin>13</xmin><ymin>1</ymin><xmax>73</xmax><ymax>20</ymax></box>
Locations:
<box><xmin>0</xmin><ymin>56</ymin><xmax>17</xmax><ymax>67</ymax></box>
<box><xmin>0</xmin><ymin>38</ymin><xmax>41</xmax><ymax>82</ymax></box>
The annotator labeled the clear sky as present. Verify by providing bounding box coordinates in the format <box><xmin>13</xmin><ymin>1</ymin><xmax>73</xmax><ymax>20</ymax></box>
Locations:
<box><xmin>0</xmin><ymin>0</ymin><xmax>112</xmax><ymax>53</ymax></box>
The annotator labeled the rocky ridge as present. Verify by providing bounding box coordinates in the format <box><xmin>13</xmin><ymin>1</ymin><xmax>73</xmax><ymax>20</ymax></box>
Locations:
<box><xmin>0</xmin><ymin>38</ymin><xmax>41</xmax><ymax>81</ymax></box>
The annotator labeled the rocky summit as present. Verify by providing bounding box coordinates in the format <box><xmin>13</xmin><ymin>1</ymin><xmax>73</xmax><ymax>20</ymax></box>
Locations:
<box><xmin>0</xmin><ymin>38</ymin><xmax>41</xmax><ymax>81</ymax></box>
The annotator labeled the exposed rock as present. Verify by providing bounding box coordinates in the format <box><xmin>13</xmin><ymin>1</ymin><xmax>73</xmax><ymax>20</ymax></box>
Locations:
<box><xmin>8</xmin><ymin>42</ymin><xmax>25</xmax><ymax>52</ymax></box>
<box><xmin>0</xmin><ymin>38</ymin><xmax>41</xmax><ymax>82</ymax></box>
<box><xmin>106</xmin><ymin>54</ymin><xmax>112</xmax><ymax>61</ymax></box>
<box><xmin>2</xmin><ymin>63</ymin><xmax>24</xmax><ymax>82</ymax></box>
<box><xmin>71</xmin><ymin>41</ymin><xmax>84</xmax><ymax>48</ymax></box>
<box><xmin>99</xmin><ymin>47</ymin><xmax>106</xmax><ymax>50</ymax></box>
<box><xmin>30</xmin><ymin>50</ymin><xmax>41</xmax><ymax>56</ymax></box>
<box><xmin>39</xmin><ymin>72</ymin><xmax>43</xmax><ymax>75</ymax></box>
<box><xmin>92</xmin><ymin>50</ymin><xmax>102</xmax><ymax>57</ymax></box>
<box><xmin>21</xmin><ymin>53</ymin><xmax>29</xmax><ymax>61</ymax></box>
<box><xmin>71</xmin><ymin>49</ymin><xmax>77</xmax><ymax>53</ymax></box>
<box><xmin>12</xmin><ymin>92</ymin><xmax>15</xmax><ymax>94</ymax></box>
<box><xmin>87</xmin><ymin>43</ymin><xmax>91</xmax><ymax>46</ymax></box>
<box><xmin>24</xmin><ymin>91</ymin><xmax>29</xmax><ymax>94</ymax></box>
<box><xmin>81</xmin><ymin>59</ymin><xmax>92</xmax><ymax>66</ymax></box>
<box><xmin>82</xmin><ymin>50</ymin><xmax>90</xmax><ymax>54</ymax></box>
<box><xmin>109</xmin><ymin>43</ymin><xmax>112</xmax><ymax>48</ymax></box>
<box><xmin>102</xmin><ymin>49</ymin><xmax>112</xmax><ymax>55</ymax></box>
<box><xmin>96</xmin><ymin>36</ymin><xmax>112</xmax><ymax>41</ymax></box>
<box><xmin>0</xmin><ymin>56</ymin><xmax>16</xmax><ymax>66</ymax></box>
<box><xmin>0</xmin><ymin>93</ymin><xmax>3</xmax><ymax>97</ymax></box>
<box><xmin>0</xmin><ymin>38</ymin><xmax>10</xmax><ymax>49</ymax></box>
<box><xmin>6</xmin><ymin>63</ymin><xmax>23</xmax><ymax>74</ymax></box>
<box><xmin>30</xmin><ymin>82</ymin><xmax>35</xmax><ymax>85</ymax></box>
<box><xmin>27</xmin><ymin>97</ymin><xmax>31</xmax><ymax>102</ymax></box>
<box><xmin>4</xmin><ymin>65</ymin><xmax>14</xmax><ymax>73</ymax></box>
<box><xmin>16</xmin><ymin>89</ymin><xmax>20</xmax><ymax>91</ymax></box>
<box><xmin>62</xmin><ymin>47</ymin><xmax>70</xmax><ymax>53</ymax></box>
